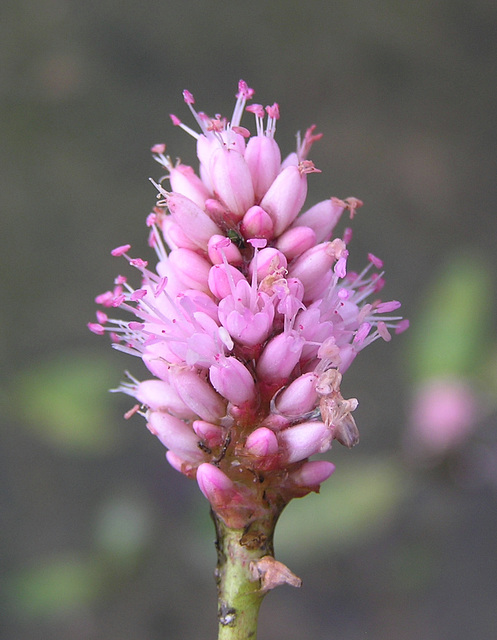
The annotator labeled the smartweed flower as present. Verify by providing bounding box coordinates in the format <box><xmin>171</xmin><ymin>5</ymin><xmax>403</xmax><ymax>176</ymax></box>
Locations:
<box><xmin>89</xmin><ymin>80</ymin><xmax>408</xmax><ymax>639</ymax></box>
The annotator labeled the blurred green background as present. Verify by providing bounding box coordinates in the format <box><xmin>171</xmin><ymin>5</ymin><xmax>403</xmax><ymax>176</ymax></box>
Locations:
<box><xmin>2</xmin><ymin>1</ymin><xmax>497</xmax><ymax>638</ymax></box>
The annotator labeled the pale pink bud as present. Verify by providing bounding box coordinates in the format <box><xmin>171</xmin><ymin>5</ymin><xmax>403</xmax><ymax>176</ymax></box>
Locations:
<box><xmin>171</xmin><ymin>367</ymin><xmax>226</xmax><ymax>423</ymax></box>
<box><xmin>192</xmin><ymin>420</ymin><xmax>225</xmax><ymax>448</ymax></box>
<box><xmin>294</xmin><ymin>198</ymin><xmax>346</xmax><ymax>243</ymax></box>
<box><xmin>208</xmin><ymin>235</ymin><xmax>243</xmax><ymax>265</ymax></box>
<box><xmin>244</xmin><ymin>135</ymin><xmax>282</xmax><ymax>201</ymax></box>
<box><xmin>289</xmin><ymin>460</ymin><xmax>335</xmax><ymax>487</ymax></box>
<box><xmin>209</xmin><ymin>147</ymin><xmax>255</xmax><ymax>219</ymax></box>
<box><xmin>245</xmin><ymin>427</ymin><xmax>279</xmax><ymax>470</ymax></box>
<box><xmin>256</xmin><ymin>332</ymin><xmax>305</xmax><ymax>385</ymax></box>
<box><xmin>208</xmin><ymin>263</ymin><xmax>246</xmax><ymax>299</ymax></box>
<box><xmin>168</xmin><ymin>164</ymin><xmax>211</xmax><ymax>208</ymax></box>
<box><xmin>147</xmin><ymin>411</ymin><xmax>204</xmax><ymax>463</ymax></box>
<box><xmin>167</xmin><ymin>192</ymin><xmax>222</xmax><ymax>250</ymax></box>
<box><xmin>275</xmin><ymin>372</ymin><xmax>319</xmax><ymax>417</ymax></box>
<box><xmin>196</xmin><ymin>462</ymin><xmax>238</xmax><ymax>508</ymax></box>
<box><xmin>209</xmin><ymin>357</ymin><xmax>256</xmax><ymax>405</ymax></box>
<box><xmin>278</xmin><ymin>420</ymin><xmax>331</xmax><ymax>464</ymax></box>
<box><xmin>288</xmin><ymin>242</ymin><xmax>337</xmax><ymax>293</ymax></box>
<box><xmin>161</xmin><ymin>218</ymin><xmax>199</xmax><ymax>250</ymax></box>
<box><xmin>240</xmin><ymin>205</ymin><xmax>274</xmax><ymax>240</ymax></box>
<box><xmin>245</xmin><ymin>427</ymin><xmax>279</xmax><ymax>457</ymax></box>
<box><xmin>166</xmin><ymin>450</ymin><xmax>197</xmax><ymax>478</ymax></box>
<box><xmin>168</xmin><ymin>249</ymin><xmax>211</xmax><ymax>292</ymax></box>
<box><xmin>260</xmin><ymin>165</ymin><xmax>308</xmax><ymax>236</ymax></box>
<box><xmin>134</xmin><ymin>379</ymin><xmax>197</xmax><ymax>419</ymax></box>
<box><xmin>142</xmin><ymin>342</ymin><xmax>181</xmax><ymax>378</ymax></box>
<box><xmin>275</xmin><ymin>226</ymin><xmax>317</xmax><ymax>260</ymax></box>
<box><xmin>249</xmin><ymin>247</ymin><xmax>287</xmax><ymax>282</ymax></box>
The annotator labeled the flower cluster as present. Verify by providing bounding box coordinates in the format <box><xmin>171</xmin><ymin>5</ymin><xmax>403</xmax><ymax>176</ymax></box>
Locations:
<box><xmin>89</xmin><ymin>80</ymin><xmax>407</xmax><ymax>528</ymax></box>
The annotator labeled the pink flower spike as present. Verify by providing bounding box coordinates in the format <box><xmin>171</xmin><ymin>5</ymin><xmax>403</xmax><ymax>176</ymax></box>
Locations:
<box><xmin>111</xmin><ymin>244</ymin><xmax>131</xmax><ymax>257</ymax></box>
<box><xmin>170</xmin><ymin>114</ymin><xmax>182</xmax><ymax>126</ymax></box>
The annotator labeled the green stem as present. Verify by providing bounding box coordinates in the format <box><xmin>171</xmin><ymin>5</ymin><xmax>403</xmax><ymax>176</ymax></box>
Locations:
<box><xmin>212</xmin><ymin>509</ymin><xmax>280</xmax><ymax>640</ymax></box>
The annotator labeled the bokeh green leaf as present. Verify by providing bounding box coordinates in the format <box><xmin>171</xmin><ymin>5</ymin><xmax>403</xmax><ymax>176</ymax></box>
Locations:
<box><xmin>407</xmin><ymin>255</ymin><xmax>493</xmax><ymax>381</ymax></box>
<box><xmin>11</xmin><ymin>351</ymin><xmax>121</xmax><ymax>453</ymax></box>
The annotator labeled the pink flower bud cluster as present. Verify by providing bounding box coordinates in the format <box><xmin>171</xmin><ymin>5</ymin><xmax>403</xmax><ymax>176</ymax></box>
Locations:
<box><xmin>89</xmin><ymin>81</ymin><xmax>408</xmax><ymax>528</ymax></box>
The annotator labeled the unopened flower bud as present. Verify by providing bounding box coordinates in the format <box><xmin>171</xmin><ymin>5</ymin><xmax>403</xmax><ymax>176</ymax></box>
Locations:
<box><xmin>192</xmin><ymin>420</ymin><xmax>225</xmax><ymax>448</ymax></box>
<box><xmin>294</xmin><ymin>198</ymin><xmax>346</xmax><ymax>243</ymax></box>
<box><xmin>275</xmin><ymin>372</ymin><xmax>319</xmax><ymax>417</ymax></box>
<box><xmin>278</xmin><ymin>420</ymin><xmax>331</xmax><ymax>464</ymax></box>
<box><xmin>240</xmin><ymin>205</ymin><xmax>274</xmax><ymax>240</ymax></box>
<box><xmin>288</xmin><ymin>460</ymin><xmax>335</xmax><ymax>488</ymax></box>
<box><xmin>147</xmin><ymin>411</ymin><xmax>204</xmax><ymax>463</ymax></box>
<box><xmin>134</xmin><ymin>379</ymin><xmax>197</xmax><ymax>419</ymax></box>
<box><xmin>208</xmin><ymin>263</ymin><xmax>246</xmax><ymax>299</ymax></box>
<box><xmin>209</xmin><ymin>357</ymin><xmax>256</xmax><ymax>406</ymax></box>
<box><xmin>171</xmin><ymin>367</ymin><xmax>226</xmax><ymax>423</ymax></box>
<box><xmin>168</xmin><ymin>163</ymin><xmax>211</xmax><ymax>208</ymax></box>
<box><xmin>245</xmin><ymin>427</ymin><xmax>279</xmax><ymax>470</ymax></box>
<box><xmin>260</xmin><ymin>165</ymin><xmax>308</xmax><ymax>236</ymax></box>
<box><xmin>166</xmin><ymin>192</ymin><xmax>222</xmax><ymax>250</ymax></box>
<box><xmin>244</xmin><ymin>135</ymin><xmax>281</xmax><ymax>201</ymax></box>
<box><xmin>169</xmin><ymin>248</ymin><xmax>211</xmax><ymax>292</ymax></box>
<box><xmin>275</xmin><ymin>226</ymin><xmax>317</xmax><ymax>260</ymax></box>
<box><xmin>256</xmin><ymin>332</ymin><xmax>305</xmax><ymax>385</ymax></box>
<box><xmin>209</xmin><ymin>147</ymin><xmax>255</xmax><ymax>219</ymax></box>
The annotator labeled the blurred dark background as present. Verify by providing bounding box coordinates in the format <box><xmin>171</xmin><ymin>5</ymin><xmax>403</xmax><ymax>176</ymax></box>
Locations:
<box><xmin>2</xmin><ymin>1</ymin><xmax>497</xmax><ymax>638</ymax></box>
